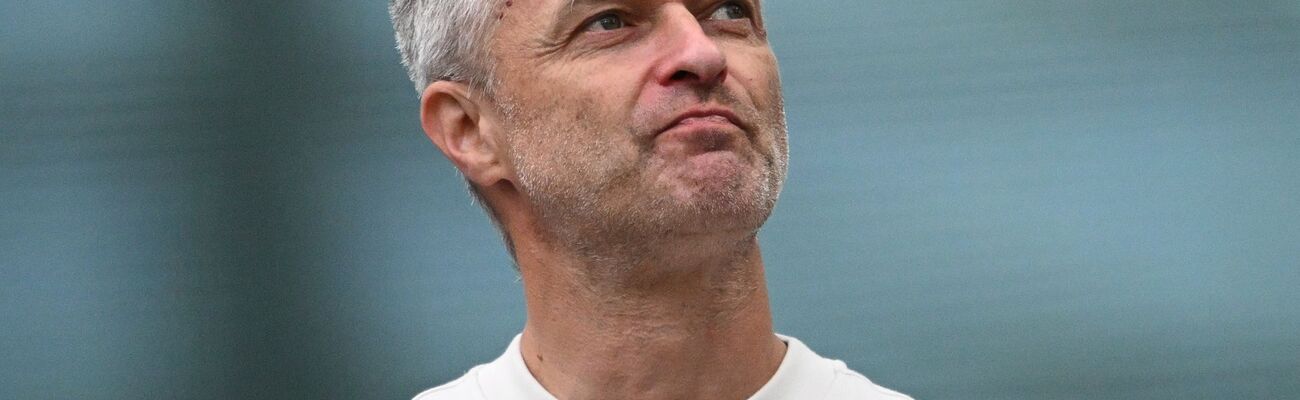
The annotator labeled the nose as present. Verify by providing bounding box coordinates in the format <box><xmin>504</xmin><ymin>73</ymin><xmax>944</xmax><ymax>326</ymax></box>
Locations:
<box><xmin>652</xmin><ymin>8</ymin><xmax>727</xmax><ymax>87</ymax></box>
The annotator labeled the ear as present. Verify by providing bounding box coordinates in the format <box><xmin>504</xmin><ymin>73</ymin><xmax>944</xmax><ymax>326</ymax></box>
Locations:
<box><xmin>419</xmin><ymin>82</ymin><xmax>512</xmax><ymax>188</ymax></box>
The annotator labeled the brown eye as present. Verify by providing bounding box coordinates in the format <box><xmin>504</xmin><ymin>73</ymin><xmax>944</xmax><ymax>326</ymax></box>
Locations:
<box><xmin>585</xmin><ymin>14</ymin><xmax>626</xmax><ymax>32</ymax></box>
<box><xmin>707</xmin><ymin>2</ymin><xmax>748</xmax><ymax>21</ymax></box>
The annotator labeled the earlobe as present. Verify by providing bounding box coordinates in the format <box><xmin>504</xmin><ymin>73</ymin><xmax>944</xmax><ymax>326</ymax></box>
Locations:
<box><xmin>419</xmin><ymin>82</ymin><xmax>511</xmax><ymax>188</ymax></box>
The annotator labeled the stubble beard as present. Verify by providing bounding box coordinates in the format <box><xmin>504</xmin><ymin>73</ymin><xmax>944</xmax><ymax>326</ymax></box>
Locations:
<box><xmin>498</xmin><ymin>88</ymin><xmax>789</xmax><ymax>268</ymax></box>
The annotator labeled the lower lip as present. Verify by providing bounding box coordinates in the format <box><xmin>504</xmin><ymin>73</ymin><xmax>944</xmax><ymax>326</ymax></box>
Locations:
<box><xmin>659</xmin><ymin>117</ymin><xmax>743</xmax><ymax>140</ymax></box>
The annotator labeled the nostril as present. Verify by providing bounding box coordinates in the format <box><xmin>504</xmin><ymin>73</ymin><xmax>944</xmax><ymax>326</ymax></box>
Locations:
<box><xmin>671</xmin><ymin>70</ymin><xmax>696</xmax><ymax>81</ymax></box>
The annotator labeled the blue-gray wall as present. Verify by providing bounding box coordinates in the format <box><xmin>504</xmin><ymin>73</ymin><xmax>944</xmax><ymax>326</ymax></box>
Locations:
<box><xmin>2</xmin><ymin>1</ymin><xmax>1297</xmax><ymax>399</ymax></box>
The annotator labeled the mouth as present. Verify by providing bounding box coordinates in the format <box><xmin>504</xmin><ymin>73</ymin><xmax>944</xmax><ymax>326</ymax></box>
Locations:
<box><xmin>657</xmin><ymin>106</ymin><xmax>747</xmax><ymax>137</ymax></box>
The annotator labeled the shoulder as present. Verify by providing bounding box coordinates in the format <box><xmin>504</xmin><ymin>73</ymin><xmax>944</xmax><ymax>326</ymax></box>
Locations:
<box><xmin>411</xmin><ymin>365</ymin><xmax>487</xmax><ymax>400</ymax></box>
<box><xmin>824</xmin><ymin>359</ymin><xmax>914</xmax><ymax>400</ymax></box>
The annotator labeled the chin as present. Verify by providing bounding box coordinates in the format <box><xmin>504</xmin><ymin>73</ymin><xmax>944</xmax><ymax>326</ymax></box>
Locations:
<box><xmin>675</xmin><ymin>157</ymin><xmax>780</xmax><ymax>223</ymax></box>
<box><xmin>661</xmin><ymin>180</ymin><xmax>779</xmax><ymax>236</ymax></box>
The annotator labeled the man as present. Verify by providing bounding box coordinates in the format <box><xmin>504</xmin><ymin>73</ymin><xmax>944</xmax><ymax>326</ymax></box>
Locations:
<box><xmin>389</xmin><ymin>0</ymin><xmax>912</xmax><ymax>398</ymax></box>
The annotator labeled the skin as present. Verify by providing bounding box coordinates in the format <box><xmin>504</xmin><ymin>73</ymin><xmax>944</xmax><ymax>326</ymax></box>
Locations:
<box><xmin>419</xmin><ymin>0</ymin><xmax>790</xmax><ymax>398</ymax></box>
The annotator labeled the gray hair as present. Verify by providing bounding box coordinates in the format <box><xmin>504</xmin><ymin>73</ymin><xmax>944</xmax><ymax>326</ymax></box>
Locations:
<box><xmin>389</xmin><ymin>0</ymin><xmax>518</xmax><ymax>263</ymax></box>
<box><xmin>388</xmin><ymin>0</ymin><xmax>503</xmax><ymax>94</ymax></box>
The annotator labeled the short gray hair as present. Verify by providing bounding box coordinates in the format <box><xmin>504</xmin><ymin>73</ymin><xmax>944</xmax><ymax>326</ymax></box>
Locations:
<box><xmin>388</xmin><ymin>0</ymin><xmax>503</xmax><ymax>93</ymax></box>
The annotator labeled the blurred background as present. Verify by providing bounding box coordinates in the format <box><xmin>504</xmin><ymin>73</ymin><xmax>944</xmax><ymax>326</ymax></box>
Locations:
<box><xmin>2</xmin><ymin>1</ymin><xmax>1298</xmax><ymax>399</ymax></box>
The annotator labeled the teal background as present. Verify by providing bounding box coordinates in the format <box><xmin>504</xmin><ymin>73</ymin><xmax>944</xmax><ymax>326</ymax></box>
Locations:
<box><xmin>2</xmin><ymin>1</ymin><xmax>1298</xmax><ymax>399</ymax></box>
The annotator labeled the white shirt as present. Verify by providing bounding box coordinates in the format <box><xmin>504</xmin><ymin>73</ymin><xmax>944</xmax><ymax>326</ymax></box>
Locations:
<box><xmin>413</xmin><ymin>334</ymin><xmax>913</xmax><ymax>400</ymax></box>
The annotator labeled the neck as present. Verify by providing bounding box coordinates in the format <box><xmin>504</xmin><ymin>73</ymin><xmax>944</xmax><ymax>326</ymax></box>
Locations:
<box><xmin>514</xmin><ymin>234</ymin><xmax>786</xmax><ymax>400</ymax></box>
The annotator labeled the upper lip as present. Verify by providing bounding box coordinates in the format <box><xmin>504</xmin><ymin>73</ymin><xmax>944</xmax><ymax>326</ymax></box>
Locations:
<box><xmin>658</xmin><ymin>106</ymin><xmax>747</xmax><ymax>135</ymax></box>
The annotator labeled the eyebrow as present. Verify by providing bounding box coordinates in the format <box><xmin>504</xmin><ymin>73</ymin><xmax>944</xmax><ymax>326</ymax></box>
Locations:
<box><xmin>541</xmin><ymin>0</ymin><xmax>766</xmax><ymax>40</ymax></box>
<box><xmin>545</xmin><ymin>0</ymin><xmax>610</xmax><ymax>39</ymax></box>
<box><xmin>559</xmin><ymin>0</ymin><xmax>608</xmax><ymax>15</ymax></box>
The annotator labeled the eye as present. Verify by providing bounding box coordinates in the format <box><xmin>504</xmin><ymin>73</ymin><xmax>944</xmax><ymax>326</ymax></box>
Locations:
<box><xmin>584</xmin><ymin>13</ymin><xmax>626</xmax><ymax>32</ymax></box>
<box><xmin>707</xmin><ymin>2</ymin><xmax>749</xmax><ymax>21</ymax></box>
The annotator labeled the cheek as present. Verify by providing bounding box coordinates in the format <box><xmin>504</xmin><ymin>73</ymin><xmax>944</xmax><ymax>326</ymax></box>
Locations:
<box><xmin>726</xmin><ymin>50</ymin><xmax>786</xmax><ymax>142</ymax></box>
<box><xmin>509</xmin><ymin>91</ymin><xmax>643</xmax><ymax>186</ymax></box>
<box><xmin>734</xmin><ymin>50</ymin><xmax>784</xmax><ymax>111</ymax></box>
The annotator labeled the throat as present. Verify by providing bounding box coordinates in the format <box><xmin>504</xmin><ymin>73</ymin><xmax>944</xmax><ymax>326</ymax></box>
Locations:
<box><xmin>515</xmin><ymin>242</ymin><xmax>782</xmax><ymax>400</ymax></box>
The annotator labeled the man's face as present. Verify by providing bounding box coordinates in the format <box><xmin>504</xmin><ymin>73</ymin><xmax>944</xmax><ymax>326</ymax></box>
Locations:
<box><xmin>488</xmin><ymin>0</ymin><xmax>788</xmax><ymax>249</ymax></box>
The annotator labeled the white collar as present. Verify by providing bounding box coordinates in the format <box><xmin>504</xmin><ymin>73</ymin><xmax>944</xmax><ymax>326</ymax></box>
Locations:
<box><xmin>478</xmin><ymin>333</ymin><xmax>835</xmax><ymax>400</ymax></box>
<box><xmin>479</xmin><ymin>334</ymin><xmax>557</xmax><ymax>399</ymax></box>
